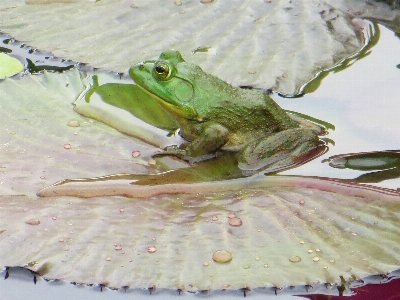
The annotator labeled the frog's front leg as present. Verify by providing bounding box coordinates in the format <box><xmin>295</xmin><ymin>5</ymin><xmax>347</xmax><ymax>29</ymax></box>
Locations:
<box><xmin>238</xmin><ymin>128</ymin><xmax>321</xmax><ymax>171</ymax></box>
<box><xmin>154</xmin><ymin>122</ymin><xmax>229</xmax><ymax>162</ymax></box>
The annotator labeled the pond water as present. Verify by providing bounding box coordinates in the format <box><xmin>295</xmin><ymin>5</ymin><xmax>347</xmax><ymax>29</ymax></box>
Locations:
<box><xmin>0</xmin><ymin>23</ymin><xmax>400</xmax><ymax>299</ymax></box>
<box><xmin>276</xmin><ymin>24</ymin><xmax>400</xmax><ymax>190</ymax></box>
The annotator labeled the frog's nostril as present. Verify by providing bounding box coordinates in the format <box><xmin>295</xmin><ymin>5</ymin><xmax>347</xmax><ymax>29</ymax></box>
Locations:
<box><xmin>138</xmin><ymin>63</ymin><xmax>144</xmax><ymax>70</ymax></box>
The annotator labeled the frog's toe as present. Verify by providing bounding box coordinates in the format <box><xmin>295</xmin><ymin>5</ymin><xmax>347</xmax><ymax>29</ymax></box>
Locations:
<box><xmin>152</xmin><ymin>146</ymin><xmax>187</xmax><ymax>159</ymax></box>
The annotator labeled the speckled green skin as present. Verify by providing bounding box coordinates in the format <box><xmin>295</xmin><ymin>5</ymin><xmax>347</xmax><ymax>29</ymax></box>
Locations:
<box><xmin>129</xmin><ymin>50</ymin><xmax>320</xmax><ymax>170</ymax></box>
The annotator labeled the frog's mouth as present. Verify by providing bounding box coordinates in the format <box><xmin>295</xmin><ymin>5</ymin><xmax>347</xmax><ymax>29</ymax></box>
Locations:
<box><xmin>134</xmin><ymin>82</ymin><xmax>198</xmax><ymax>120</ymax></box>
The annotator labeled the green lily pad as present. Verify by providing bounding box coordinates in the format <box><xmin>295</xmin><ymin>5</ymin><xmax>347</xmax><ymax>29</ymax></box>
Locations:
<box><xmin>0</xmin><ymin>53</ymin><xmax>23</xmax><ymax>79</ymax></box>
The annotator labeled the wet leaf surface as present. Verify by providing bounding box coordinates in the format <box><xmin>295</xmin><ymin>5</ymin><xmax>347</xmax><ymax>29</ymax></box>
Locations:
<box><xmin>0</xmin><ymin>0</ymin><xmax>399</xmax><ymax>94</ymax></box>
<box><xmin>3</xmin><ymin>175</ymin><xmax>400</xmax><ymax>291</ymax></box>
<box><xmin>0</xmin><ymin>70</ymin><xmax>400</xmax><ymax>291</ymax></box>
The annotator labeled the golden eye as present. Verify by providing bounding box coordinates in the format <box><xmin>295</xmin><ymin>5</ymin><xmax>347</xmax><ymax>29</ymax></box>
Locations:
<box><xmin>153</xmin><ymin>61</ymin><xmax>171</xmax><ymax>80</ymax></box>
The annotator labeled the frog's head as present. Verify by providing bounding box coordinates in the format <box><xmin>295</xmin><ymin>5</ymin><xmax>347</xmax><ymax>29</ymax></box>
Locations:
<box><xmin>129</xmin><ymin>50</ymin><xmax>198</xmax><ymax>120</ymax></box>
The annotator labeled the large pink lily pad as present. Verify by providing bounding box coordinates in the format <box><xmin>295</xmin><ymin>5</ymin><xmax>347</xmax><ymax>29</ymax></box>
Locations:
<box><xmin>1</xmin><ymin>69</ymin><xmax>400</xmax><ymax>291</ymax></box>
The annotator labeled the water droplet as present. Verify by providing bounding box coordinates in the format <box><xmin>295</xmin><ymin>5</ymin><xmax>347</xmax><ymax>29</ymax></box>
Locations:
<box><xmin>282</xmin><ymin>73</ymin><xmax>288</xmax><ymax>78</ymax></box>
<box><xmin>351</xmin><ymin>232</ymin><xmax>358</xmax><ymax>236</ymax></box>
<box><xmin>299</xmin><ymin>199</ymin><xmax>305</xmax><ymax>205</ymax></box>
<box><xmin>174</xmin><ymin>0</ymin><xmax>182</xmax><ymax>5</ymax></box>
<box><xmin>227</xmin><ymin>213</ymin><xmax>237</xmax><ymax>219</ymax></box>
<box><xmin>64</xmin><ymin>144</ymin><xmax>71</xmax><ymax>149</ymax></box>
<box><xmin>148</xmin><ymin>159</ymin><xmax>156</xmax><ymax>165</ymax></box>
<box><xmin>132</xmin><ymin>151</ymin><xmax>141</xmax><ymax>157</ymax></box>
<box><xmin>51</xmin><ymin>216</ymin><xmax>57</xmax><ymax>220</ymax></box>
<box><xmin>229</xmin><ymin>217</ymin><xmax>242</xmax><ymax>226</ymax></box>
<box><xmin>315</xmin><ymin>248</ymin><xmax>321</xmax><ymax>252</ymax></box>
<box><xmin>200</xmin><ymin>0</ymin><xmax>214</xmax><ymax>3</ymax></box>
<box><xmin>263</xmin><ymin>264</ymin><xmax>269</xmax><ymax>268</ymax></box>
<box><xmin>307</xmin><ymin>249</ymin><xmax>313</xmax><ymax>253</ymax></box>
<box><xmin>243</xmin><ymin>265</ymin><xmax>250</xmax><ymax>269</ymax></box>
<box><xmin>119</xmin><ymin>208</ymin><xmax>125</xmax><ymax>212</ymax></box>
<box><xmin>147</xmin><ymin>246</ymin><xmax>156</xmax><ymax>253</ymax></box>
<box><xmin>323</xmin><ymin>265</ymin><xmax>328</xmax><ymax>269</ymax></box>
<box><xmin>115</xmin><ymin>246</ymin><xmax>122</xmax><ymax>250</ymax></box>
<box><xmin>329</xmin><ymin>259</ymin><xmax>335</xmax><ymax>264</ymax></box>
<box><xmin>121</xmin><ymin>265</ymin><xmax>124</xmax><ymax>267</ymax></box>
<box><xmin>25</xmin><ymin>219</ymin><xmax>40</xmax><ymax>225</ymax></box>
<box><xmin>255</xmin><ymin>257</ymin><xmax>260</xmax><ymax>261</ymax></box>
<box><xmin>299</xmin><ymin>240</ymin><xmax>305</xmax><ymax>244</ymax></box>
<box><xmin>67</xmin><ymin>120</ymin><xmax>80</xmax><ymax>127</ymax></box>
<box><xmin>211</xmin><ymin>216</ymin><xmax>218</xmax><ymax>221</ymax></box>
<box><xmin>313</xmin><ymin>256</ymin><xmax>320</xmax><ymax>262</ymax></box>
<box><xmin>203</xmin><ymin>262</ymin><xmax>209</xmax><ymax>267</ymax></box>
<box><xmin>105</xmin><ymin>257</ymin><xmax>111</xmax><ymax>261</ymax></box>
<box><xmin>59</xmin><ymin>239</ymin><xmax>64</xmax><ymax>242</ymax></box>
<box><xmin>152</xmin><ymin>237</ymin><xmax>156</xmax><ymax>241</ymax></box>
<box><xmin>222</xmin><ymin>284</ymin><xmax>230</xmax><ymax>289</ymax></box>
<box><xmin>289</xmin><ymin>256</ymin><xmax>301</xmax><ymax>263</ymax></box>
<box><xmin>212</xmin><ymin>250</ymin><xmax>233</xmax><ymax>263</ymax></box>
<box><xmin>40</xmin><ymin>176</ymin><xmax>45</xmax><ymax>179</ymax></box>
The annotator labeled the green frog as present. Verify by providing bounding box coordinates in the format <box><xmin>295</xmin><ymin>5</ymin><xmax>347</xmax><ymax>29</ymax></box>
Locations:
<box><xmin>129</xmin><ymin>50</ymin><xmax>324</xmax><ymax>171</ymax></box>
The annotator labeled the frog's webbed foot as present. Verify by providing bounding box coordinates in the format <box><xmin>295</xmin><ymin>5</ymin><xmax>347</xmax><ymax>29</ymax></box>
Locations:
<box><xmin>152</xmin><ymin>145</ymin><xmax>218</xmax><ymax>164</ymax></box>
<box><xmin>153</xmin><ymin>145</ymin><xmax>187</xmax><ymax>158</ymax></box>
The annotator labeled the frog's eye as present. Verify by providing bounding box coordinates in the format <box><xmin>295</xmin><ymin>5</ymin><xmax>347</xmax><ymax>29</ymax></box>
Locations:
<box><xmin>153</xmin><ymin>61</ymin><xmax>171</xmax><ymax>81</ymax></box>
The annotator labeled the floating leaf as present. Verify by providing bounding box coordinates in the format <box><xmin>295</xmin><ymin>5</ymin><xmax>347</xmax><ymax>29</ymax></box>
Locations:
<box><xmin>3</xmin><ymin>176</ymin><xmax>400</xmax><ymax>291</ymax></box>
<box><xmin>0</xmin><ymin>0</ymin><xmax>399</xmax><ymax>94</ymax></box>
<box><xmin>0</xmin><ymin>53</ymin><xmax>23</xmax><ymax>79</ymax></box>
<box><xmin>0</xmin><ymin>69</ymin><xmax>400</xmax><ymax>291</ymax></box>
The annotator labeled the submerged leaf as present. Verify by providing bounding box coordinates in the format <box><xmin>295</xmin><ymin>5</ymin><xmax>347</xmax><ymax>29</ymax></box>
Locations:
<box><xmin>324</xmin><ymin>151</ymin><xmax>400</xmax><ymax>183</ymax></box>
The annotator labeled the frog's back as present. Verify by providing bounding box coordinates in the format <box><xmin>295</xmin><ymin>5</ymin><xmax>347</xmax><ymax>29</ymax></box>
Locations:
<box><xmin>191</xmin><ymin>70</ymin><xmax>297</xmax><ymax>137</ymax></box>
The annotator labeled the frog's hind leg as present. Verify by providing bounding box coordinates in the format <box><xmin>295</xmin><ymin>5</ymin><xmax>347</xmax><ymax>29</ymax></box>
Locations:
<box><xmin>237</xmin><ymin>128</ymin><xmax>323</xmax><ymax>173</ymax></box>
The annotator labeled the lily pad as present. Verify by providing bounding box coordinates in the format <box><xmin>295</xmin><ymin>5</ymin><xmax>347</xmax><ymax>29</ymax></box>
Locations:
<box><xmin>2</xmin><ymin>70</ymin><xmax>400</xmax><ymax>291</ymax></box>
<box><xmin>4</xmin><ymin>175</ymin><xmax>400</xmax><ymax>291</ymax></box>
<box><xmin>0</xmin><ymin>0</ymin><xmax>399</xmax><ymax>94</ymax></box>
<box><xmin>74</xmin><ymin>72</ymin><xmax>180</xmax><ymax>148</ymax></box>
<box><xmin>0</xmin><ymin>53</ymin><xmax>23</xmax><ymax>79</ymax></box>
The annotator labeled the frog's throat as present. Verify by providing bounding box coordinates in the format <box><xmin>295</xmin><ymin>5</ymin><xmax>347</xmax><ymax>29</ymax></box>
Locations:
<box><xmin>135</xmin><ymin>84</ymin><xmax>197</xmax><ymax>120</ymax></box>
